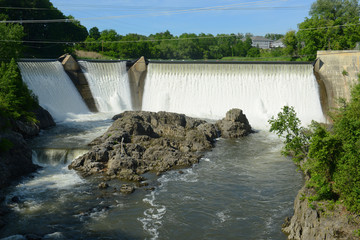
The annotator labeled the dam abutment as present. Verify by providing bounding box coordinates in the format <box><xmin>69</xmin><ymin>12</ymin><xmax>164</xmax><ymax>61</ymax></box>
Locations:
<box><xmin>314</xmin><ymin>50</ymin><xmax>360</xmax><ymax>114</ymax></box>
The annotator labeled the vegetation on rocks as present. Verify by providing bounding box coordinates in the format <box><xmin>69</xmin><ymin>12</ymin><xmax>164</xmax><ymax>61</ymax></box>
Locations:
<box><xmin>269</xmin><ymin>79</ymin><xmax>360</xmax><ymax>215</ymax></box>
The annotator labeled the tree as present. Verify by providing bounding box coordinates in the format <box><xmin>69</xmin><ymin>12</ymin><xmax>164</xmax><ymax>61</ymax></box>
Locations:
<box><xmin>297</xmin><ymin>0</ymin><xmax>360</xmax><ymax>60</ymax></box>
<box><xmin>0</xmin><ymin>0</ymin><xmax>88</xmax><ymax>58</ymax></box>
<box><xmin>0</xmin><ymin>59</ymin><xmax>38</xmax><ymax>122</ymax></box>
<box><xmin>283</xmin><ymin>30</ymin><xmax>298</xmax><ymax>57</ymax></box>
<box><xmin>0</xmin><ymin>22</ymin><xmax>25</xmax><ymax>61</ymax></box>
<box><xmin>89</xmin><ymin>27</ymin><xmax>101</xmax><ymax>40</ymax></box>
<box><xmin>246</xmin><ymin>47</ymin><xmax>260</xmax><ymax>57</ymax></box>
<box><xmin>265</xmin><ymin>33</ymin><xmax>284</xmax><ymax>40</ymax></box>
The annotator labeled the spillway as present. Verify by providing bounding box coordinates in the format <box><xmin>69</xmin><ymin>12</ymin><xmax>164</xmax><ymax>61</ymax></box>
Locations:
<box><xmin>18</xmin><ymin>61</ymin><xmax>90</xmax><ymax>122</ymax></box>
<box><xmin>142</xmin><ymin>63</ymin><xmax>325</xmax><ymax>128</ymax></box>
<box><xmin>78</xmin><ymin>61</ymin><xmax>132</xmax><ymax>113</ymax></box>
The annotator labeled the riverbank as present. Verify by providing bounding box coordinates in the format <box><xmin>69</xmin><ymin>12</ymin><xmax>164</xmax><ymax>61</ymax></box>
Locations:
<box><xmin>281</xmin><ymin>154</ymin><xmax>360</xmax><ymax>239</ymax></box>
<box><xmin>283</xmin><ymin>184</ymin><xmax>360</xmax><ymax>239</ymax></box>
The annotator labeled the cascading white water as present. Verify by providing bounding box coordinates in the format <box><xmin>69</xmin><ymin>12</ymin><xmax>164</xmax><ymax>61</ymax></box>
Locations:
<box><xmin>142</xmin><ymin>63</ymin><xmax>326</xmax><ymax>129</ymax></box>
<box><xmin>18</xmin><ymin>61</ymin><xmax>90</xmax><ymax>122</ymax></box>
<box><xmin>78</xmin><ymin>61</ymin><xmax>132</xmax><ymax>113</ymax></box>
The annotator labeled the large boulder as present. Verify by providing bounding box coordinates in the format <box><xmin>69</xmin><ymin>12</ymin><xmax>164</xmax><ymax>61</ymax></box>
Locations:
<box><xmin>69</xmin><ymin>111</ymin><xmax>219</xmax><ymax>181</ymax></box>
<box><xmin>34</xmin><ymin>106</ymin><xmax>56</xmax><ymax>129</ymax></box>
<box><xmin>0</xmin><ymin>130</ymin><xmax>38</xmax><ymax>189</ymax></box>
<box><xmin>216</xmin><ymin>108</ymin><xmax>253</xmax><ymax>138</ymax></box>
<box><xmin>0</xmin><ymin>106</ymin><xmax>54</xmax><ymax>189</ymax></box>
<box><xmin>11</xmin><ymin>106</ymin><xmax>55</xmax><ymax>138</ymax></box>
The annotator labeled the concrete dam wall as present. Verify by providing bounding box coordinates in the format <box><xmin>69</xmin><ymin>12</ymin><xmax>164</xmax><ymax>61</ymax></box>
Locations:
<box><xmin>314</xmin><ymin>50</ymin><xmax>360</xmax><ymax>114</ymax></box>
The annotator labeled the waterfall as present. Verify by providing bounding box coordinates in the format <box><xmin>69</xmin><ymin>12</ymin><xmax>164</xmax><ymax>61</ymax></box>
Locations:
<box><xmin>142</xmin><ymin>63</ymin><xmax>325</xmax><ymax>128</ymax></box>
<box><xmin>18</xmin><ymin>61</ymin><xmax>90</xmax><ymax>122</ymax></box>
<box><xmin>78</xmin><ymin>61</ymin><xmax>132</xmax><ymax>113</ymax></box>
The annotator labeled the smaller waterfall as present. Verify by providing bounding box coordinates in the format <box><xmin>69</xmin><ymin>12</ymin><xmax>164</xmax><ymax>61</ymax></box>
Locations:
<box><xmin>18</xmin><ymin>61</ymin><xmax>90</xmax><ymax>122</ymax></box>
<box><xmin>78</xmin><ymin>61</ymin><xmax>132</xmax><ymax>113</ymax></box>
<box><xmin>33</xmin><ymin>148</ymin><xmax>89</xmax><ymax>166</ymax></box>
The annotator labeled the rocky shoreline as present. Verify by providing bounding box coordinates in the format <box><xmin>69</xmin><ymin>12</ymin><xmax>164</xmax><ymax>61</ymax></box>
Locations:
<box><xmin>282</xmin><ymin>159</ymin><xmax>360</xmax><ymax>240</ymax></box>
<box><xmin>0</xmin><ymin>106</ymin><xmax>56</xmax><ymax>229</ymax></box>
<box><xmin>0</xmin><ymin>106</ymin><xmax>55</xmax><ymax>189</ymax></box>
<box><xmin>69</xmin><ymin>109</ymin><xmax>253</xmax><ymax>183</ymax></box>
<box><xmin>283</xmin><ymin>185</ymin><xmax>360</xmax><ymax>240</ymax></box>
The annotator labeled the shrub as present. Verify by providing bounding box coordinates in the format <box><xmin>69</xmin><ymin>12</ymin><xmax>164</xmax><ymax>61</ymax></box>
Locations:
<box><xmin>0</xmin><ymin>58</ymin><xmax>38</xmax><ymax>123</ymax></box>
<box><xmin>269</xmin><ymin>79</ymin><xmax>360</xmax><ymax>214</ymax></box>
<box><xmin>268</xmin><ymin>105</ymin><xmax>310</xmax><ymax>163</ymax></box>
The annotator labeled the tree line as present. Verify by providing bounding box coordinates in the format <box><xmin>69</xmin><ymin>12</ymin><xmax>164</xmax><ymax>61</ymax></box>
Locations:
<box><xmin>283</xmin><ymin>0</ymin><xmax>360</xmax><ymax>60</ymax></box>
<box><xmin>77</xmin><ymin>30</ymin><xmax>268</xmax><ymax>60</ymax></box>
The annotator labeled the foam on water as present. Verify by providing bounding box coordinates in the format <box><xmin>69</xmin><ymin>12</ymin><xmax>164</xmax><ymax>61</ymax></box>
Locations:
<box><xmin>142</xmin><ymin>63</ymin><xmax>326</xmax><ymax>129</ymax></box>
<box><xmin>138</xmin><ymin>190</ymin><xmax>166</xmax><ymax>240</ymax></box>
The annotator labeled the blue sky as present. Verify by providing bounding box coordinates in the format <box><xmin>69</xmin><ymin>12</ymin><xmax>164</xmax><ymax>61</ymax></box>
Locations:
<box><xmin>51</xmin><ymin>0</ymin><xmax>315</xmax><ymax>37</ymax></box>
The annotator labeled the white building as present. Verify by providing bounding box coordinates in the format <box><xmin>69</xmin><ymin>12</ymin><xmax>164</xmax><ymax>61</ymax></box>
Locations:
<box><xmin>242</xmin><ymin>36</ymin><xmax>285</xmax><ymax>49</ymax></box>
<box><xmin>271</xmin><ymin>39</ymin><xmax>285</xmax><ymax>48</ymax></box>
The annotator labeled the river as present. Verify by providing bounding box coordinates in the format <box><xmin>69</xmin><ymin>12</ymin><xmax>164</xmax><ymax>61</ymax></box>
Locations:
<box><xmin>0</xmin><ymin>115</ymin><xmax>303</xmax><ymax>240</ymax></box>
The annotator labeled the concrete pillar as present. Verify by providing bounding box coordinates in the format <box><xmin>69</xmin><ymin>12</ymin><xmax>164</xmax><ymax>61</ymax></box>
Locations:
<box><xmin>61</xmin><ymin>55</ymin><xmax>98</xmax><ymax>112</ymax></box>
<box><xmin>128</xmin><ymin>56</ymin><xmax>147</xmax><ymax>111</ymax></box>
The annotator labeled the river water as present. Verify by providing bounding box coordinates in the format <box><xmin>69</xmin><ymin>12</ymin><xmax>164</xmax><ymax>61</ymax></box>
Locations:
<box><xmin>0</xmin><ymin>115</ymin><xmax>303</xmax><ymax>240</ymax></box>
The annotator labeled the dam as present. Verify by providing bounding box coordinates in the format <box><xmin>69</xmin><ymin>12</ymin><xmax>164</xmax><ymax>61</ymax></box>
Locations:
<box><xmin>17</xmin><ymin>57</ymin><xmax>326</xmax><ymax>127</ymax></box>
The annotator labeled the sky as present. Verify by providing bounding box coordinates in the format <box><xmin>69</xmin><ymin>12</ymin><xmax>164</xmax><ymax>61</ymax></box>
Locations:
<box><xmin>50</xmin><ymin>0</ymin><xmax>315</xmax><ymax>37</ymax></box>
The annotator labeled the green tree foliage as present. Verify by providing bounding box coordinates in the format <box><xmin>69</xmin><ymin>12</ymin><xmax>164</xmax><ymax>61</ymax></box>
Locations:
<box><xmin>269</xmin><ymin>106</ymin><xmax>310</xmax><ymax>162</ymax></box>
<box><xmin>0</xmin><ymin>21</ymin><xmax>25</xmax><ymax>61</ymax></box>
<box><xmin>269</xmin><ymin>79</ymin><xmax>360</xmax><ymax>213</ymax></box>
<box><xmin>283</xmin><ymin>30</ymin><xmax>298</xmax><ymax>57</ymax></box>
<box><xmin>0</xmin><ymin>59</ymin><xmax>38</xmax><ymax>122</ymax></box>
<box><xmin>89</xmin><ymin>27</ymin><xmax>101</xmax><ymax>40</ymax></box>
<box><xmin>79</xmin><ymin>30</ymin><xmax>263</xmax><ymax>60</ymax></box>
<box><xmin>265</xmin><ymin>33</ymin><xmax>284</xmax><ymax>41</ymax></box>
<box><xmin>0</xmin><ymin>0</ymin><xmax>88</xmax><ymax>58</ymax></box>
<box><xmin>297</xmin><ymin>0</ymin><xmax>360</xmax><ymax>60</ymax></box>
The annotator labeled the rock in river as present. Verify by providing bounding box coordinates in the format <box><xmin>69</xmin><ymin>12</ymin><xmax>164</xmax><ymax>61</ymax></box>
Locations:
<box><xmin>69</xmin><ymin>110</ymin><xmax>253</xmax><ymax>182</ymax></box>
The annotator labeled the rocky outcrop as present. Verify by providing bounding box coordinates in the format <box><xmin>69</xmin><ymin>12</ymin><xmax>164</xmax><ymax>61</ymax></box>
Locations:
<box><xmin>0</xmin><ymin>130</ymin><xmax>38</xmax><ymax>189</ymax></box>
<box><xmin>11</xmin><ymin>106</ymin><xmax>55</xmax><ymax>138</ymax></box>
<box><xmin>69</xmin><ymin>111</ymin><xmax>220</xmax><ymax>181</ymax></box>
<box><xmin>216</xmin><ymin>108</ymin><xmax>253</xmax><ymax>138</ymax></box>
<box><xmin>0</xmin><ymin>106</ymin><xmax>55</xmax><ymax>189</ymax></box>
<box><xmin>33</xmin><ymin>106</ymin><xmax>56</xmax><ymax>130</ymax></box>
<box><xmin>283</xmin><ymin>186</ymin><xmax>360</xmax><ymax>240</ymax></box>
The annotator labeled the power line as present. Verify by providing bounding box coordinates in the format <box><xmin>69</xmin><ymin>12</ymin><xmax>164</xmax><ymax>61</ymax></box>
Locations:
<box><xmin>0</xmin><ymin>34</ymin><xmax>242</xmax><ymax>45</ymax></box>
<box><xmin>298</xmin><ymin>22</ymin><xmax>360</xmax><ymax>31</ymax></box>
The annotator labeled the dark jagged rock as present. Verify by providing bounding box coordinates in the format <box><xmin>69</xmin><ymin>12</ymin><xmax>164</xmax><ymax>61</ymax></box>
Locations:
<box><xmin>34</xmin><ymin>106</ymin><xmax>56</xmax><ymax>130</ymax></box>
<box><xmin>0</xmin><ymin>106</ymin><xmax>54</xmax><ymax>189</ymax></box>
<box><xmin>0</xmin><ymin>130</ymin><xmax>38</xmax><ymax>189</ymax></box>
<box><xmin>120</xmin><ymin>184</ymin><xmax>135</xmax><ymax>194</ymax></box>
<box><xmin>11</xmin><ymin>106</ymin><xmax>55</xmax><ymax>139</ymax></box>
<box><xmin>216</xmin><ymin>108</ymin><xmax>254</xmax><ymax>138</ymax></box>
<box><xmin>69</xmin><ymin>111</ymin><xmax>220</xmax><ymax>182</ymax></box>
<box><xmin>98</xmin><ymin>182</ymin><xmax>109</xmax><ymax>189</ymax></box>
